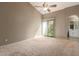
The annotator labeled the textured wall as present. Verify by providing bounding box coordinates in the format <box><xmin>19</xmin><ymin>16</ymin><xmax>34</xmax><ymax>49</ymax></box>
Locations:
<box><xmin>0</xmin><ymin>2</ymin><xmax>41</xmax><ymax>46</ymax></box>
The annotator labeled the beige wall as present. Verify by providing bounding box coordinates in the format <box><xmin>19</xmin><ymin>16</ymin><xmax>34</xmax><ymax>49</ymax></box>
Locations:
<box><xmin>0</xmin><ymin>2</ymin><xmax>41</xmax><ymax>46</ymax></box>
<box><xmin>43</xmin><ymin>5</ymin><xmax>79</xmax><ymax>38</ymax></box>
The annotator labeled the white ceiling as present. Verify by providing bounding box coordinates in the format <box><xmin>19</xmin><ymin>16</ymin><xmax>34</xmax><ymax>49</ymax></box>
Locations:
<box><xmin>30</xmin><ymin>2</ymin><xmax>79</xmax><ymax>15</ymax></box>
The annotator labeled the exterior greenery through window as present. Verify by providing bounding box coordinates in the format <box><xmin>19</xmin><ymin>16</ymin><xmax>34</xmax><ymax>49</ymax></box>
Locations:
<box><xmin>47</xmin><ymin>20</ymin><xmax>55</xmax><ymax>37</ymax></box>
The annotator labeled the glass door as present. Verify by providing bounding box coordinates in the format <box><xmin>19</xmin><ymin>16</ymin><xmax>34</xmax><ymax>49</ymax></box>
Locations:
<box><xmin>42</xmin><ymin>19</ymin><xmax>55</xmax><ymax>37</ymax></box>
<box><xmin>47</xmin><ymin>20</ymin><xmax>55</xmax><ymax>37</ymax></box>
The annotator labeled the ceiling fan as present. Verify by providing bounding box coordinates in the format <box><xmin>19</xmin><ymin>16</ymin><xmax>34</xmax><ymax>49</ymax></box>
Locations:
<box><xmin>43</xmin><ymin>2</ymin><xmax>57</xmax><ymax>12</ymax></box>
<box><xmin>34</xmin><ymin>2</ymin><xmax>57</xmax><ymax>12</ymax></box>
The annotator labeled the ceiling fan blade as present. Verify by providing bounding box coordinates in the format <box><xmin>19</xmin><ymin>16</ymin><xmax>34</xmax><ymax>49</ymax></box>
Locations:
<box><xmin>43</xmin><ymin>2</ymin><xmax>48</xmax><ymax>7</ymax></box>
<box><xmin>50</xmin><ymin>4</ymin><xmax>57</xmax><ymax>7</ymax></box>
<box><xmin>34</xmin><ymin>6</ymin><xmax>42</xmax><ymax>7</ymax></box>
<box><xmin>47</xmin><ymin>8</ymin><xmax>51</xmax><ymax>12</ymax></box>
<box><xmin>43</xmin><ymin>2</ymin><xmax>46</xmax><ymax>7</ymax></box>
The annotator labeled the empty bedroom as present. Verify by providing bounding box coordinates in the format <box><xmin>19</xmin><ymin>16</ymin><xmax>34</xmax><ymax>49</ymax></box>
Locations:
<box><xmin>0</xmin><ymin>2</ymin><xmax>79</xmax><ymax>56</ymax></box>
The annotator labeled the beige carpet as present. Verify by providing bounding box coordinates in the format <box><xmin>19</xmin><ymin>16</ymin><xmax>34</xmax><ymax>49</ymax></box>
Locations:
<box><xmin>0</xmin><ymin>37</ymin><xmax>79</xmax><ymax>56</ymax></box>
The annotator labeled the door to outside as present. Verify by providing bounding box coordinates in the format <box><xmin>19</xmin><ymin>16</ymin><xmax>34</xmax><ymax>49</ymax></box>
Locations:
<box><xmin>42</xmin><ymin>19</ymin><xmax>55</xmax><ymax>37</ymax></box>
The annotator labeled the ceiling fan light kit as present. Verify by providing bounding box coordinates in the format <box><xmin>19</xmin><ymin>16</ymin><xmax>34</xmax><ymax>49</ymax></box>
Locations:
<box><xmin>43</xmin><ymin>7</ymin><xmax>48</xmax><ymax>11</ymax></box>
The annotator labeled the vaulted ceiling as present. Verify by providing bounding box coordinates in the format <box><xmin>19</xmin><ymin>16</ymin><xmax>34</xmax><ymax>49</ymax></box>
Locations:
<box><xmin>30</xmin><ymin>2</ymin><xmax>79</xmax><ymax>15</ymax></box>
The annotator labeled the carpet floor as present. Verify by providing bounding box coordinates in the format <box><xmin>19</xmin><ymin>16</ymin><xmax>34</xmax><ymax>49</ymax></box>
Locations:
<box><xmin>0</xmin><ymin>37</ymin><xmax>79</xmax><ymax>56</ymax></box>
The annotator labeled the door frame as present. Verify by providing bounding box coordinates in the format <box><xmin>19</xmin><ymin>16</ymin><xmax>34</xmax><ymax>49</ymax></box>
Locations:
<box><xmin>41</xmin><ymin>18</ymin><xmax>56</xmax><ymax>37</ymax></box>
